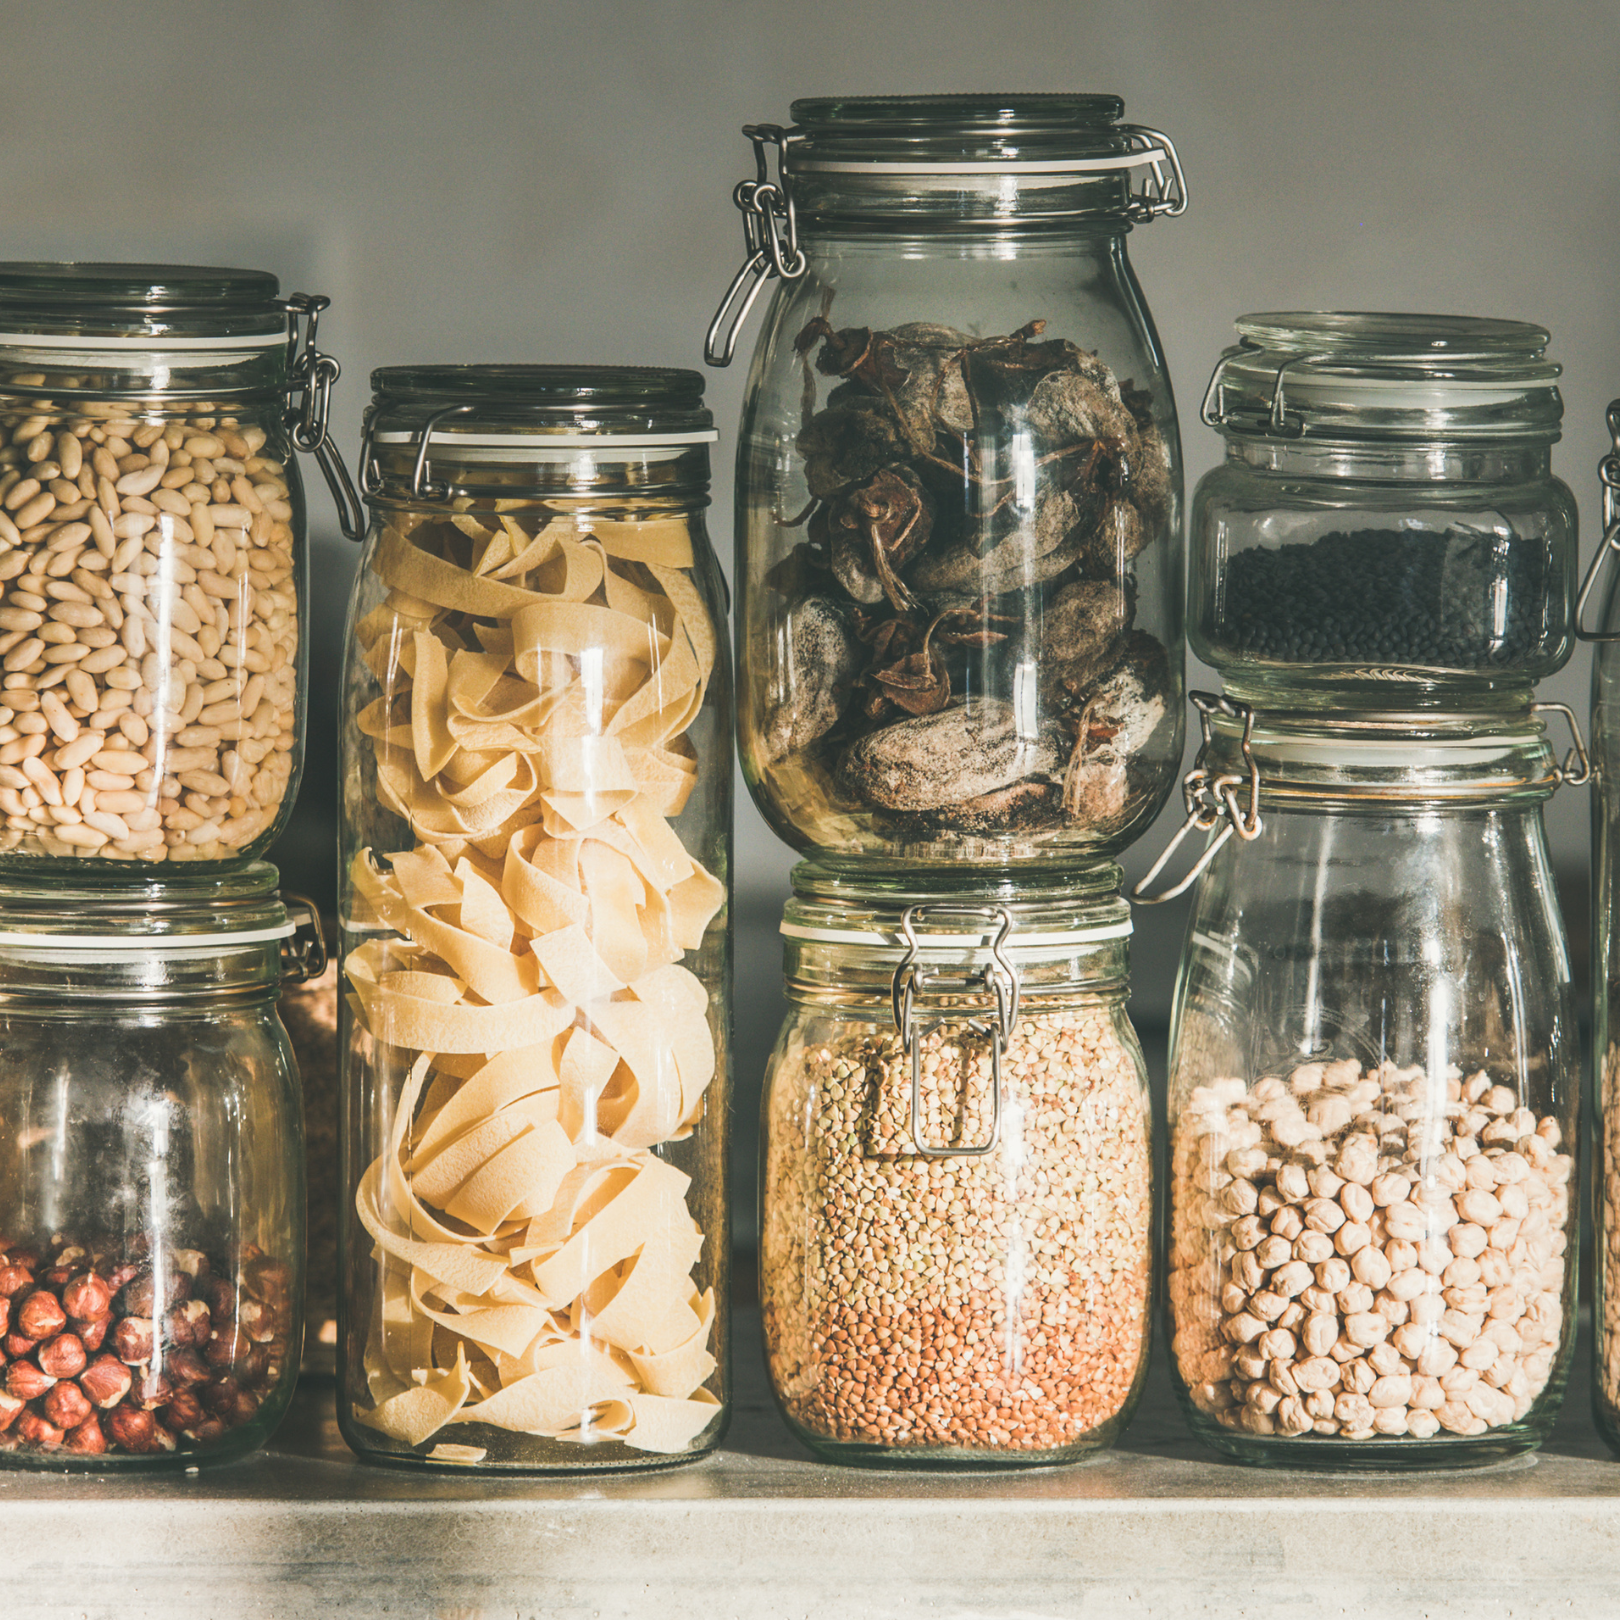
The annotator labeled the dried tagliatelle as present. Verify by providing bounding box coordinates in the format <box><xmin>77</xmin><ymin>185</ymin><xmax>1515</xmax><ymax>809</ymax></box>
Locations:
<box><xmin>336</xmin><ymin>369</ymin><xmax>729</xmax><ymax>1467</ymax></box>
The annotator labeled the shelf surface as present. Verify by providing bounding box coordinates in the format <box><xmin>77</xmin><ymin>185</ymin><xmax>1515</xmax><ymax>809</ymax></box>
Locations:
<box><xmin>3</xmin><ymin>1307</ymin><xmax>1619</xmax><ymax>1619</ymax></box>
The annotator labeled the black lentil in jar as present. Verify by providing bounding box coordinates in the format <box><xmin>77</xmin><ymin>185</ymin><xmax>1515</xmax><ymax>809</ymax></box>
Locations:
<box><xmin>1215</xmin><ymin>529</ymin><xmax>1552</xmax><ymax>669</ymax></box>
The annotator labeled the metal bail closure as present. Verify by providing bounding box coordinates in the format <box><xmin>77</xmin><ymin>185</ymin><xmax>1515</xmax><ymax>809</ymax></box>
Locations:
<box><xmin>1575</xmin><ymin>400</ymin><xmax>1620</xmax><ymax>641</ymax></box>
<box><xmin>281</xmin><ymin>293</ymin><xmax>367</xmax><ymax>541</ymax></box>
<box><xmin>889</xmin><ymin>904</ymin><xmax>1020</xmax><ymax>1159</ymax></box>
<box><xmin>1133</xmin><ymin>693</ymin><xmax>1264</xmax><ymax>905</ymax></box>
<box><xmin>1531</xmin><ymin>701</ymin><xmax>1592</xmax><ymax>788</ymax></box>
<box><xmin>280</xmin><ymin>892</ymin><xmax>329</xmax><ymax>984</ymax></box>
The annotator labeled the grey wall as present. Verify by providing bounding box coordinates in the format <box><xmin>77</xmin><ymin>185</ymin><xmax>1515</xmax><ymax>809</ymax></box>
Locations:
<box><xmin>4</xmin><ymin>0</ymin><xmax>1617</xmax><ymax>1047</ymax></box>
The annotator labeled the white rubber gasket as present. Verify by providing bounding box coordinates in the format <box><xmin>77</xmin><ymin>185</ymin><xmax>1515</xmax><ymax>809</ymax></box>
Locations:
<box><xmin>790</xmin><ymin>151</ymin><xmax>1164</xmax><ymax>176</ymax></box>
<box><xmin>371</xmin><ymin>429</ymin><xmax>718</xmax><ymax>448</ymax></box>
<box><xmin>780</xmin><ymin>920</ymin><xmax>1132</xmax><ymax>948</ymax></box>
<box><xmin>0</xmin><ymin>330</ymin><xmax>285</xmax><ymax>351</ymax></box>
<box><xmin>0</xmin><ymin>920</ymin><xmax>295</xmax><ymax>950</ymax></box>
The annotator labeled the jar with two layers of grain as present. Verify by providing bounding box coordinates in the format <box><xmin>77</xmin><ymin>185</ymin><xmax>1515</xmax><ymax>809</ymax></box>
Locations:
<box><xmin>0</xmin><ymin>865</ymin><xmax>320</xmax><ymax>1467</ymax></box>
<box><xmin>0</xmin><ymin>263</ymin><xmax>360</xmax><ymax>870</ymax></box>
<box><xmin>712</xmin><ymin>95</ymin><xmax>1187</xmax><ymax>870</ymax></box>
<box><xmin>338</xmin><ymin>366</ymin><xmax>731</xmax><ymax>1469</ymax></box>
<box><xmin>1192</xmin><ymin>313</ymin><xmax>1575</xmax><ymax>712</ymax></box>
<box><xmin>760</xmin><ymin>867</ymin><xmax>1153</xmax><ymax>1466</ymax></box>
<box><xmin>1164</xmin><ymin>703</ymin><xmax>1582</xmax><ymax>1467</ymax></box>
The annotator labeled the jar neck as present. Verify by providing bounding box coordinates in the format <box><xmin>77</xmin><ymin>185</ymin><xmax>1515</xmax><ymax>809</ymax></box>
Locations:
<box><xmin>1225</xmin><ymin>436</ymin><xmax>1552</xmax><ymax>484</ymax></box>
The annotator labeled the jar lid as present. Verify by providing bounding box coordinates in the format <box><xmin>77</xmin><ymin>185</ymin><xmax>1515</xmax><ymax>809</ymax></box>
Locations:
<box><xmin>0</xmin><ymin>262</ymin><xmax>287</xmax><ymax>348</ymax></box>
<box><xmin>0</xmin><ymin>863</ymin><xmax>292</xmax><ymax>950</ymax></box>
<box><xmin>1202</xmin><ymin>312</ymin><xmax>1564</xmax><ymax>443</ymax></box>
<box><xmin>362</xmin><ymin>365</ymin><xmax>717</xmax><ymax>501</ymax></box>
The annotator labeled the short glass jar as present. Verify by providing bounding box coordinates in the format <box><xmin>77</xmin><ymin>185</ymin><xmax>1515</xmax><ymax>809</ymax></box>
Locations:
<box><xmin>1192</xmin><ymin>313</ymin><xmax>1576</xmax><ymax>709</ymax></box>
<box><xmin>1162</xmin><ymin>703</ymin><xmax>1582</xmax><ymax>1467</ymax></box>
<box><xmin>760</xmin><ymin>866</ymin><xmax>1153</xmax><ymax>1466</ymax></box>
<box><xmin>0</xmin><ymin>864</ymin><xmax>318</xmax><ymax>1467</ymax></box>
<box><xmin>712</xmin><ymin>96</ymin><xmax>1187</xmax><ymax>872</ymax></box>
<box><xmin>0</xmin><ymin>262</ymin><xmax>360</xmax><ymax>871</ymax></box>
<box><xmin>338</xmin><ymin>366</ymin><xmax>731</xmax><ymax>1469</ymax></box>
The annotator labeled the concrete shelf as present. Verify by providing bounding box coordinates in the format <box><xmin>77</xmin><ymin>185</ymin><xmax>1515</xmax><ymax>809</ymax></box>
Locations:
<box><xmin>3</xmin><ymin>1308</ymin><xmax>1618</xmax><ymax>1619</ymax></box>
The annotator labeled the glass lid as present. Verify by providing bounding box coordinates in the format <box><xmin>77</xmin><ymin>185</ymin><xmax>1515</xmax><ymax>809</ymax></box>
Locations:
<box><xmin>0</xmin><ymin>262</ymin><xmax>287</xmax><ymax>345</ymax></box>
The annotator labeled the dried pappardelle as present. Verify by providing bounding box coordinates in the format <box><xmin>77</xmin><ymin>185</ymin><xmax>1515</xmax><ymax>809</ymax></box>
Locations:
<box><xmin>344</xmin><ymin>497</ymin><xmax>725</xmax><ymax>1459</ymax></box>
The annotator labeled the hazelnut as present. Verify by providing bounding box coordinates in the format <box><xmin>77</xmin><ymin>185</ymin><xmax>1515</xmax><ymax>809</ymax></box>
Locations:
<box><xmin>63</xmin><ymin>1416</ymin><xmax>106</xmax><ymax>1455</ymax></box>
<box><xmin>6</xmin><ymin>1249</ymin><xmax>40</xmax><ymax>1272</ymax></box>
<box><xmin>158</xmin><ymin>1390</ymin><xmax>205</xmax><ymax>1432</ymax></box>
<box><xmin>16</xmin><ymin>1289</ymin><xmax>66</xmax><ymax>1340</ymax></box>
<box><xmin>213</xmin><ymin>1385</ymin><xmax>261</xmax><ymax>1429</ymax></box>
<box><xmin>0</xmin><ymin>1295</ymin><xmax>10</xmax><ymax>1336</ymax></box>
<box><xmin>165</xmin><ymin>1348</ymin><xmax>210</xmax><ymax>1388</ymax></box>
<box><xmin>36</xmin><ymin>1332</ymin><xmax>86</xmax><ymax>1380</ymax></box>
<box><xmin>105</xmin><ymin>1405</ymin><xmax>161</xmax><ymax>1454</ymax></box>
<box><xmin>105</xmin><ymin>1262</ymin><xmax>141</xmax><ymax>1292</ymax></box>
<box><xmin>78</xmin><ymin>1314</ymin><xmax>110</xmax><ymax>1353</ymax></box>
<box><xmin>237</xmin><ymin>1298</ymin><xmax>277</xmax><ymax>1344</ymax></box>
<box><xmin>204</xmin><ymin>1326</ymin><xmax>244</xmax><ymax>1369</ymax></box>
<box><xmin>201</xmin><ymin>1374</ymin><xmax>243</xmax><ymax>1415</ymax></box>
<box><xmin>134</xmin><ymin>1368</ymin><xmax>173</xmax><ymax>1411</ymax></box>
<box><xmin>16</xmin><ymin>1411</ymin><xmax>63</xmax><ymax>1449</ymax></box>
<box><xmin>0</xmin><ymin>1390</ymin><xmax>23</xmax><ymax>1431</ymax></box>
<box><xmin>52</xmin><ymin>1244</ymin><xmax>86</xmax><ymax>1268</ymax></box>
<box><xmin>3</xmin><ymin>1331</ymin><xmax>37</xmax><ymax>1359</ymax></box>
<box><xmin>0</xmin><ymin>1264</ymin><xmax>34</xmax><ymax>1298</ymax></box>
<box><xmin>185</xmin><ymin>1416</ymin><xmax>227</xmax><ymax>1444</ymax></box>
<box><xmin>61</xmin><ymin>1273</ymin><xmax>111</xmax><ymax>1321</ymax></box>
<box><xmin>242</xmin><ymin>1256</ymin><xmax>292</xmax><ymax>1308</ymax></box>
<box><xmin>121</xmin><ymin>1269</ymin><xmax>190</xmax><ymax>1317</ymax></box>
<box><xmin>5</xmin><ymin>1360</ymin><xmax>54</xmax><ymax>1401</ymax></box>
<box><xmin>113</xmin><ymin>1316</ymin><xmax>155</xmax><ymax>1365</ymax></box>
<box><xmin>41</xmin><ymin>1264</ymin><xmax>74</xmax><ymax>1290</ymax></box>
<box><xmin>172</xmin><ymin>1250</ymin><xmax>209</xmax><ymax>1280</ymax></box>
<box><xmin>200</xmin><ymin>1277</ymin><xmax>236</xmax><ymax>1321</ymax></box>
<box><xmin>43</xmin><ymin>1379</ymin><xmax>92</xmax><ymax>1430</ymax></box>
<box><xmin>77</xmin><ymin>1353</ymin><xmax>132</xmax><ymax>1409</ymax></box>
<box><xmin>166</xmin><ymin>1299</ymin><xmax>211</xmax><ymax>1349</ymax></box>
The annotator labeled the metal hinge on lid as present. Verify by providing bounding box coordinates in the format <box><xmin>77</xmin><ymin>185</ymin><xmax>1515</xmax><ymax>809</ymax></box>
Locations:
<box><xmin>280</xmin><ymin>293</ymin><xmax>367</xmax><ymax>542</ymax></box>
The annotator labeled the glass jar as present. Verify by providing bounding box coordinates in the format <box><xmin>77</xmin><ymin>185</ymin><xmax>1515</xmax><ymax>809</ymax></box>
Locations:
<box><xmin>710</xmin><ymin>96</ymin><xmax>1187</xmax><ymax>872</ymax></box>
<box><xmin>761</xmin><ymin>866</ymin><xmax>1153</xmax><ymax>1466</ymax></box>
<box><xmin>1192</xmin><ymin>312</ymin><xmax>1576</xmax><ymax>710</ymax></box>
<box><xmin>0</xmin><ymin>262</ymin><xmax>361</xmax><ymax>871</ymax></box>
<box><xmin>1161</xmin><ymin>702</ymin><xmax>1583</xmax><ymax>1467</ymax></box>
<box><xmin>338</xmin><ymin>366</ymin><xmax>731</xmax><ymax>1469</ymax></box>
<box><xmin>1579</xmin><ymin>398</ymin><xmax>1620</xmax><ymax>1450</ymax></box>
<box><xmin>0</xmin><ymin>864</ymin><xmax>320</xmax><ymax>1467</ymax></box>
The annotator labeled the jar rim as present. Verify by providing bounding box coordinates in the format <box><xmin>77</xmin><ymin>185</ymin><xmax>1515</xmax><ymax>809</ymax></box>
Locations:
<box><xmin>790</xmin><ymin>93</ymin><xmax>1128</xmax><ymax>144</ymax></box>
<box><xmin>0</xmin><ymin>862</ymin><xmax>291</xmax><ymax>944</ymax></box>
<box><xmin>368</xmin><ymin>365</ymin><xmax>713</xmax><ymax>432</ymax></box>
<box><xmin>0</xmin><ymin>262</ymin><xmax>287</xmax><ymax>343</ymax></box>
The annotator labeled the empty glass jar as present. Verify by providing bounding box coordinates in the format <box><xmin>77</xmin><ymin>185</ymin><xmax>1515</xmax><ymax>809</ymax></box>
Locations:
<box><xmin>0</xmin><ymin>262</ymin><xmax>360</xmax><ymax>871</ymax></box>
<box><xmin>761</xmin><ymin>866</ymin><xmax>1153</xmax><ymax>1466</ymax></box>
<box><xmin>338</xmin><ymin>366</ymin><xmax>731</xmax><ymax>1469</ymax></box>
<box><xmin>712</xmin><ymin>96</ymin><xmax>1188</xmax><ymax>872</ymax></box>
<box><xmin>0</xmin><ymin>865</ymin><xmax>319</xmax><ymax>1467</ymax></box>
<box><xmin>1192</xmin><ymin>313</ymin><xmax>1576</xmax><ymax>709</ymax></box>
<box><xmin>1164</xmin><ymin>702</ymin><xmax>1582</xmax><ymax>1467</ymax></box>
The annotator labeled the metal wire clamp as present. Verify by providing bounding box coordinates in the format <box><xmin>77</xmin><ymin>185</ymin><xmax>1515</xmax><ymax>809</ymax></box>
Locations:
<box><xmin>1531</xmin><ymin>700</ymin><xmax>1592</xmax><ymax>788</ymax></box>
<box><xmin>1133</xmin><ymin>693</ymin><xmax>1264</xmax><ymax>905</ymax></box>
<box><xmin>1575</xmin><ymin>401</ymin><xmax>1620</xmax><ymax>641</ymax></box>
<box><xmin>280</xmin><ymin>294</ymin><xmax>367</xmax><ymax>541</ymax></box>
<box><xmin>280</xmin><ymin>893</ymin><xmax>329</xmax><ymax>984</ymax></box>
<box><xmin>890</xmin><ymin>904</ymin><xmax>1019</xmax><ymax>1159</ymax></box>
<box><xmin>704</xmin><ymin>124</ymin><xmax>808</xmax><ymax>368</ymax></box>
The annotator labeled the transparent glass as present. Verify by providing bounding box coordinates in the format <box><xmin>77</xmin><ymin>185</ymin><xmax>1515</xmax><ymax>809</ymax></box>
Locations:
<box><xmin>760</xmin><ymin>869</ymin><xmax>1153</xmax><ymax>1465</ymax></box>
<box><xmin>338</xmin><ymin>367</ymin><xmax>732</xmax><ymax>1469</ymax></box>
<box><xmin>1166</xmin><ymin>731</ymin><xmax>1578</xmax><ymax>1468</ymax></box>
<box><xmin>0</xmin><ymin>868</ymin><xmax>304</xmax><ymax>1468</ymax></box>
<box><xmin>732</xmin><ymin>97</ymin><xmax>1184</xmax><ymax>872</ymax></box>
<box><xmin>1192</xmin><ymin>313</ymin><xmax>1575</xmax><ymax>708</ymax></box>
<box><xmin>0</xmin><ymin>265</ymin><xmax>309</xmax><ymax>870</ymax></box>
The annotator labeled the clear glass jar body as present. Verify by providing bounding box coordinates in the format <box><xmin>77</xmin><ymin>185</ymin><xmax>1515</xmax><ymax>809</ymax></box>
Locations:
<box><xmin>0</xmin><ymin>868</ymin><xmax>305</xmax><ymax>1467</ymax></box>
<box><xmin>1166</xmin><ymin>719</ymin><xmax>1578</xmax><ymax>1467</ymax></box>
<box><xmin>1191</xmin><ymin>313</ymin><xmax>1574</xmax><ymax>709</ymax></box>
<box><xmin>761</xmin><ymin>868</ymin><xmax>1153</xmax><ymax>1465</ymax></box>
<box><xmin>731</xmin><ymin>98</ymin><xmax>1185</xmax><ymax>873</ymax></box>
<box><xmin>338</xmin><ymin>368</ymin><xmax>731</xmax><ymax>1469</ymax></box>
<box><xmin>0</xmin><ymin>265</ymin><xmax>312</xmax><ymax>870</ymax></box>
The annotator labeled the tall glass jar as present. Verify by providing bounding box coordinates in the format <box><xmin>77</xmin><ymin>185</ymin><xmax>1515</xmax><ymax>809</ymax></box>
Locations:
<box><xmin>338</xmin><ymin>366</ymin><xmax>731</xmax><ymax>1469</ymax></box>
<box><xmin>1192</xmin><ymin>313</ymin><xmax>1576</xmax><ymax>710</ymax></box>
<box><xmin>761</xmin><ymin>866</ymin><xmax>1153</xmax><ymax>1466</ymax></box>
<box><xmin>0</xmin><ymin>262</ymin><xmax>361</xmax><ymax>871</ymax></box>
<box><xmin>1164</xmin><ymin>703</ymin><xmax>1582</xmax><ymax>1467</ymax></box>
<box><xmin>710</xmin><ymin>96</ymin><xmax>1187</xmax><ymax>872</ymax></box>
<box><xmin>1580</xmin><ymin>398</ymin><xmax>1620</xmax><ymax>1450</ymax></box>
<box><xmin>0</xmin><ymin>864</ymin><xmax>318</xmax><ymax>1467</ymax></box>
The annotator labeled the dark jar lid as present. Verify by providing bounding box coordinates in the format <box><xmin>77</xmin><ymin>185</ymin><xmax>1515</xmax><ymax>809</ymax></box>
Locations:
<box><xmin>1203</xmin><ymin>312</ymin><xmax>1564</xmax><ymax>444</ymax></box>
<box><xmin>361</xmin><ymin>364</ymin><xmax>717</xmax><ymax>504</ymax></box>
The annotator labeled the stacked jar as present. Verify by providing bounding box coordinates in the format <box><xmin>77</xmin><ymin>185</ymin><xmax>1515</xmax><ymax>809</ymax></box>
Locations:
<box><xmin>0</xmin><ymin>261</ymin><xmax>357</xmax><ymax>1466</ymax></box>
<box><xmin>710</xmin><ymin>93</ymin><xmax>1188</xmax><ymax>1465</ymax></box>
<box><xmin>1156</xmin><ymin>313</ymin><xmax>1584</xmax><ymax>1467</ymax></box>
<box><xmin>336</xmin><ymin>367</ymin><xmax>732</xmax><ymax>1470</ymax></box>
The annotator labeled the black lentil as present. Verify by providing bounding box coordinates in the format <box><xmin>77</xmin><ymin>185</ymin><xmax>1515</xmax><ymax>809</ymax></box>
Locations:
<box><xmin>1215</xmin><ymin>528</ymin><xmax>1553</xmax><ymax>669</ymax></box>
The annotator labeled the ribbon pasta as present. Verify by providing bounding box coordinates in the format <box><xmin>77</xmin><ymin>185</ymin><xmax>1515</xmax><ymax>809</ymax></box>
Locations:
<box><xmin>346</xmin><ymin>505</ymin><xmax>725</xmax><ymax>1458</ymax></box>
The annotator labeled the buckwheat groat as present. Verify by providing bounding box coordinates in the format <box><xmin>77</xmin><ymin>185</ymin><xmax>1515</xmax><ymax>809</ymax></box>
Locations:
<box><xmin>0</xmin><ymin>399</ymin><xmax>299</xmax><ymax>861</ymax></box>
<box><xmin>1170</xmin><ymin>1058</ymin><xmax>1572</xmax><ymax>1446</ymax></box>
<box><xmin>762</xmin><ymin>1009</ymin><xmax>1151</xmax><ymax>1456</ymax></box>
